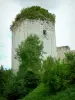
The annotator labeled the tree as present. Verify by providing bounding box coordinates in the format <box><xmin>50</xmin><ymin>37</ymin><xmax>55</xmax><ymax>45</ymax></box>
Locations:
<box><xmin>65</xmin><ymin>52</ymin><xmax>75</xmax><ymax>84</ymax></box>
<box><xmin>0</xmin><ymin>65</ymin><xmax>5</xmax><ymax>95</ymax></box>
<box><xmin>16</xmin><ymin>34</ymin><xmax>43</xmax><ymax>75</ymax></box>
<box><xmin>23</xmin><ymin>69</ymin><xmax>40</xmax><ymax>89</ymax></box>
<box><xmin>43</xmin><ymin>57</ymin><xmax>70</xmax><ymax>93</ymax></box>
<box><xmin>0</xmin><ymin>66</ymin><xmax>13</xmax><ymax>96</ymax></box>
<box><xmin>4</xmin><ymin>35</ymin><xmax>43</xmax><ymax>100</ymax></box>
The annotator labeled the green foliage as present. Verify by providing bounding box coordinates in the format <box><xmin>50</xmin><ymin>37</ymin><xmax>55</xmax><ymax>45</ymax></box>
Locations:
<box><xmin>16</xmin><ymin>35</ymin><xmax>43</xmax><ymax>75</ymax></box>
<box><xmin>43</xmin><ymin>56</ymin><xmax>55</xmax><ymax>71</ymax></box>
<box><xmin>22</xmin><ymin>83</ymin><xmax>49</xmax><ymax>100</ymax></box>
<box><xmin>22</xmin><ymin>84</ymin><xmax>75</xmax><ymax>100</ymax></box>
<box><xmin>11</xmin><ymin>6</ymin><xmax>55</xmax><ymax>28</ymax></box>
<box><xmin>65</xmin><ymin>52</ymin><xmax>75</xmax><ymax>61</ymax></box>
<box><xmin>43</xmin><ymin>57</ymin><xmax>70</xmax><ymax>93</ymax></box>
<box><xmin>0</xmin><ymin>65</ymin><xmax>5</xmax><ymax>95</ymax></box>
<box><xmin>1</xmin><ymin>35</ymin><xmax>42</xmax><ymax>100</ymax></box>
<box><xmin>4</xmin><ymin>69</ymin><xmax>40</xmax><ymax>100</ymax></box>
<box><xmin>0</xmin><ymin>66</ymin><xmax>14</xmax><ymax>100</ymax></box>
<box><xmin>42</xmin><ymin>53</ymin><xmax>75</xmax><ymax>94</ymax></box>
<box><xmin>49</xmin><ymin>85</ymin><xmax>75</xmax><ymax>100</ymax></box>
<box><xmin>65</xmin><ymin>52</ymin><xmax>75</xmax><ymax>84</ymax></box>
<box><xmin>4</xmin><ymin>76</ymin><xmax>27</xmax><ymax>100</ymax></box>
<box><xmin>0</xmin><ymin>66</ymin><xmax>13</xmax><ymax>96</ymax></box>
<box><xmin>4</xmin><ymin>52</ymin><xmax>75</xmax><ymax>100</ymax></box>
<box><xmin>1</xmin><ymin>40</ymin><xmax>75</xmax><ymax>100</ymax></box>
<box><xmin>23</xmin><ymin>70</ymin><xmax>40</xmax><ymax>89</ymax></box>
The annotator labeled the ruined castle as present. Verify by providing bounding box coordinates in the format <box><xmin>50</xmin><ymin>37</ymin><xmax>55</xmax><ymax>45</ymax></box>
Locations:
<box><xmin>11</xmin><ymin>6</ymin><xmax>73</xmax><ymax>72</ymax></box>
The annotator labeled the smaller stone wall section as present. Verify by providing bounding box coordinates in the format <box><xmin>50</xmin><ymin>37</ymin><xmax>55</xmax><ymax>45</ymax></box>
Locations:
<box><xmin>57</xmin><ymin>46</ymin><xmax>70</xmax><ymax>59</ymax></box>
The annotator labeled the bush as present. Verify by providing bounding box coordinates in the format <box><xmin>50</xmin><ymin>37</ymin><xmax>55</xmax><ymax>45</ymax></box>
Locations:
<box><xmin>22</xmin><ymin>83</ymin><xmax>49</xmax><ymax>100</ymax></box>
<box><xmin>4</xmin><ymin>74</ymin><xmax>29</xmax><ymax>100</ymax></box>
<box><xmin>4</xmin><ymin>69</ymin><xmax>40</xmax><ymax>100</ymax></box>
<box><xmin>65</xmin><ymin>52</ymin><xmax>75</xmax><ymax>84</ymax></box>
<box><xmin>43</xmin><ymin>57</ymin><xmax>70</xmax><ymax>93</ymax></box>
<box><xmin>49</xmin><ymin>85</ymin><xmax>75</xmax><ymax>100</ymax></box>
<box><xmin>23</xmin><ymin>69</ymin><xmax>40</xmax><ymax>89</ymax></box>
<box><xmin>4</xmin><ymin>75</ymin><xmax>19</xmax><ymax>100</ymax></box>
<box><xmin>0</xmin><ymin>66</ymin><xmax>13</xmax><ymax>96</ymax></box>
<box><xmin>0</xmin><ymin>66</ymin><xmax>5</xmax><ymax>95</ymax></box>
<box><xmin>22</xmin><ymin>84</ymin><xmax>75</xmax><ymax>100</ymax></box>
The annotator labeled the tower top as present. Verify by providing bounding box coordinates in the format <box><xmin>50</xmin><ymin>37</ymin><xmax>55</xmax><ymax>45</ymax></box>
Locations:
<box><xmin>10</xmin><ymin>6</ymin><xmax>55</xmax><ymax>30</ymax></box>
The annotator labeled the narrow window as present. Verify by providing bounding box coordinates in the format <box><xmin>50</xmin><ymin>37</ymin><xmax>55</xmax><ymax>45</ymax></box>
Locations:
<box><xmin>43</xmin><ymin>30</ymin><xmax>47</xmax><ymax>36</ymax></box>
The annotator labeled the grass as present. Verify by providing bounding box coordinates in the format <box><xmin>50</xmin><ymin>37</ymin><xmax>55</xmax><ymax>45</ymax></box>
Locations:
<box><xmin>49</xmin><ymin>85</ymin><xmax>75</xmax><ymax>100</ymax></box>
<box><xmin>22</xmin><ymin>83</ymin><xmax>49</xmax><ymax>100</ymax></box>
<box><xmin>22</xmin><ymin>83</ymin><xmax>75</xmax><ymax>100</ymax></box>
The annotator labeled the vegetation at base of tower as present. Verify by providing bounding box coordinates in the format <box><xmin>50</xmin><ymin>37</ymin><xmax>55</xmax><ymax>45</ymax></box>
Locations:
<box><xmin>0</xmin><ymin>66</ymin><xmax>13</xmax><ymax>95</ymax></box>
<box><xmin>65</xmin><ymin>52</ymin><xmax>75</xmax><ymax>84</ymax></box>
<box><xmin>10</xmin><ymin>6</ymin><xmax>55</xmax><ymax>29</ymax></box>
<box><xmin>22</xmin><ymin>84</ymin><xmax>75</xmax><ymax>100</ymax></box>
<box><xmin>4</xmin><ymin>70</ymin><xmax>40</xmax><ymax>100</ymax></box>
<box><xmin>0</xmin><ymin>66</ymin><xmax>13</xmax><ymax>100</ymax></box>
<box><xmin>0</xmin><ymin>35</ymin><xmax>75</xmax><ymax>100</ymax></box>
<box><xmin>23</xmin><ymin>52</ymin><xmax>75</xmax><ymax>100</ymax></box>
<box><xmin>43</xmin><ymin>57</ymin><xmax>70</xmax><ymax>93</ymax></box>
<box><xmin>0</xmin><ymin>67</ymin><xmax>40</xmax><ymax>100</ymax></box>
<box><xmin>0</xmin><ymin>35</ymin><xmax>42</xmax><ymax>100</ymax></box>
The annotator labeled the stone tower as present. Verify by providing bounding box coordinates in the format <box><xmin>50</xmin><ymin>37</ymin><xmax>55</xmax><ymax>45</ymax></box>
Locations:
<box><xmin>11</xmin><ymin>6</ymin><xmax>57</xmax><ymax>72</ymax></box>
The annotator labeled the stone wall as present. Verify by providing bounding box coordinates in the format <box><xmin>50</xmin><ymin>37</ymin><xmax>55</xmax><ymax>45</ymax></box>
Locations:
<box><xmin>57</xmin><ymin>46</ymin><xmax>75</xmax><ymax>59</ymax></box>
<box><xmin>57</xmin><ymin>46</ymin><xmax>70</xmax><ymax>59</ymax></box>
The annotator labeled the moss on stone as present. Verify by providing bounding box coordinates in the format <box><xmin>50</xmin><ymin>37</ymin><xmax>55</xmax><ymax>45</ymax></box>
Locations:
<box><xmin>11</xmin><ymin>6</ymin><xmax>55</xmax><ymax>29</ymax></box>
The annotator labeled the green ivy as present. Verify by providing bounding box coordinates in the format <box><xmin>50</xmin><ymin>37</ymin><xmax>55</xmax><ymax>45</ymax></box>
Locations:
<box><xmin>11</xmin><ymin>6</ymin><xmax>55</xmax><ymax>29</ymax></box>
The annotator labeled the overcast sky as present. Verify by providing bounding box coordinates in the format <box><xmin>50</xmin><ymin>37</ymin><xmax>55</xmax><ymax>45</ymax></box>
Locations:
<box><xmin>0</xmin><ymin>0</ymin><xmax>75</xmax><ymax>68</ymax></box>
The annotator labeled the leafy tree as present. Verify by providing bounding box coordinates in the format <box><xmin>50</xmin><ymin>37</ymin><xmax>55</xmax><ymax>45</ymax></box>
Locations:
<box><xmin>65</xmin><ymin>52</ymin><xmax>75</xmax><ymax>84</ymax></box>
<box><xmin>4</xmin><ymin>69</ymin><xmax>40</xmax><ymax>100</ymax></box>
<box><xmin>16</xmin><ymin>35</ymin><xmax>43</xmax><ymax>75</ymax></box>
<box><xmin>0</xmin><ymin>65</ymin><xmax>5</xmax><ymax>95</ymax></box>
<box><xmin>4</xmin><ymin>35</ymin><xmax>43</xmax><ymax>100</ymax></box>
<box><xmin>23</xmin><ymin>69</ymin><xmax>40</xmax><ymax>89</ymax></box>
<box><xmin>0</xmin><ymin>65</ymin><xmax>13</xmax><ymax>98</ymax></box>
<box><xmin>43</xmin><ymin>57</ymin><xmax>70</xmax><ymax>93</ymax></box>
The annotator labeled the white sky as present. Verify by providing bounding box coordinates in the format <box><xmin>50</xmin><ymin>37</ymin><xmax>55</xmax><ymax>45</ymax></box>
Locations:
<box><xmin>0</xmin><ymin>0</ymin><xmax>75</xmax><ymax>68</ymax></box>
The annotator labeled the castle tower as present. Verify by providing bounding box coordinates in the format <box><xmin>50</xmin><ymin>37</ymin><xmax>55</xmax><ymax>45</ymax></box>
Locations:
<box><xmin>11</xmin><ymin>6</ymin><xmax>57</xmax><ymax>72</ymax></box>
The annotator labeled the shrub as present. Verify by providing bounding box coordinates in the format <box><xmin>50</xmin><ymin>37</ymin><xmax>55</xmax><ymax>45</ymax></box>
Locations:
<box><xmin>22</xmin><ymin>84</ymin><xmax>75</xmax><ymax>100</ymax></box>
<box><xmin>4</xmin><ymin>75</ymin><xmax>19</xmax><ymax>100</ymax></box>
<box><xmin>4</xmin><ymin>69</ymin><xmax>40</xmax><ymax>100</ymax></box>
<box><xmin>4</xmin><ymin>72</ymin><xmax>30</xmax><ymax>100</ymax></box>
<box><xmin>23</xmin><ymin>69</ymin><xmax>40</xmax><ymax>89</ymax></box>
<box><xmin>43</xmin><ymin>57</ymin><xmax>70</xmax><ymax>93</ymax></box>
<box><xmin>0</xmin><ymin>66</ymin><xmax>13</xmax><ymax>96</ymax></box>
<box><xmin>22</xmin><ymin>83</ymin><xmax>49</xmax><ymax>100</ymax></box>
<box><xmin>0</xmin><ymin>66</ymin><xmax>5</xmax><ymax>95</ymax></box>
<box><xmin>65</xmin><ymin>52</ymin><xmax>75</xmax><ymax>84</ymax></box>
